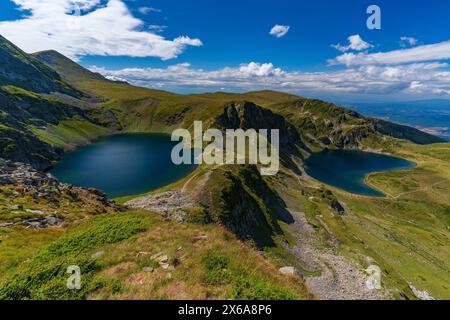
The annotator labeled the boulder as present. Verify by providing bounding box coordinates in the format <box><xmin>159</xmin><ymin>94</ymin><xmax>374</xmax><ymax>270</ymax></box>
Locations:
<box><xmin>279</xmin><ymin>266</ymin><xmax>299</xmax><ymax>277</ymax></box>
<box><xmin>91</xmin><ymin>251</ymin><xmax>105</xmax><ymax>259</ymax></box>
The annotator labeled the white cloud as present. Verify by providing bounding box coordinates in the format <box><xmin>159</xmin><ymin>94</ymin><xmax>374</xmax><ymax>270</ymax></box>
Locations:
<box><xmin>0</xmin><ymin>0</ymin><xmax>202</xmax><ymax>60</ymax></box>
<box><xmin>239</xmin><ymin>62</ymin><xmax>284</xmax><ymax>77</ymax></box>
<box><xmin>332</xmin><ymin>34</ymin><xmax>373</xmax><ymax>52</ymax></box>
<box><xmin>148</xmin><ymin>25</ymin><xmax>167</xmax><ymax>33</ymax></box>
<box><xmin>400</xmin><ymin>36</ymin><xmax>418</xmax><ymax>47</ymax></box>
<box><xmin>90</xmin><ymin>61</ymin><xmax>450</xmax><ymax>98</ymax></box>
<box><xmin>330</xmin><ymin>40</ymin><xmax>450</xmax><ymax>66</ymax></box>
<box><xmin>269</xmin><ymin>25</ymin><xmax>290</xmax><ymax>38</ymax></box>
<box><xmin>138</xmin><ymin>7</ymin><xmax>161</xmax><ymax>15</ymax></box>
<box><xmin>174</xmin><ymin>36</ymin><xmax>203</xmax><ymax>47</ymax></box>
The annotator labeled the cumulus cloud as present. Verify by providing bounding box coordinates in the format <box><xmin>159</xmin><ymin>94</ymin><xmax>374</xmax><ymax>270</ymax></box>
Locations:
<box><xmin>90</xmin><ymin>61</ymin><xmax>450</xmax><ymax>98</ymax></box>
<box><xmin>239</xmin><ymin>62</ymin><xmax>284</xmax><ymax>77</ymax></box>
<box><xmin>330</xmin><ymin>40</ymin><xmax>450</xmax><ymax>66</ymax></box>
<box><xmin>400</xmin><ymin>36</ymin><xmax>418</xmax><ymax>47</ymax></box>
<box><xmin>0</xmin><ymin>0</ymin><xmax>202</xmax><ymax>60</ymax></box>
<box><xmin>269</xmin><ymin>25</ymin><xmax>290</xmax><ymax>38</ymax></box>
<box><xmin>332</xmin><ymin>34</ymin><xmax>373</xmax><ymax>52</ymax></box>
<box><xmin>174</xmin><ymin>36</ymin><xmax>203</xmax><ymax>47</ymax></box>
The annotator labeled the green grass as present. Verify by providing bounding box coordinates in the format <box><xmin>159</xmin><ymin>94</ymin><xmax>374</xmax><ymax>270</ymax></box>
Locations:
<box><xmin>0</xmin><ymin>210</ymin><xmax>310</xmax><ymax>300</ymax></box>
<box><xmin>36</xmin><ymin>214</ymin><xmax>148</xmax><ymax>262</ymax></box>
<box><xmin>30</xmin><ymin>119</ymin><xmax>110</xmax><ymax>150</ymax></box>
<box><xmin>305</xmin><ymin>143</ymin><xmax>450</xmax><ymax>299</ymax></box>
<box><xmin>202</xmin><ymin>252</ymin><xmax>298</xmax><ymax>300</ymax></box>
<box><xmin>1</xmin><ymin>85</ymin><xmax>40</xmax><ymax>99</ymax></box>
<box><xmin>0</xmin><ymin>212</ymin><xmax>149</xmax><ymax>300</ymax></box>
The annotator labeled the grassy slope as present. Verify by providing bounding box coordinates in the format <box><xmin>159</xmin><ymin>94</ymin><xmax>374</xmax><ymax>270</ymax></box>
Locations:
<box><xmin>0</xmin><ymin>210</ymin><xmax>310</xmax><ymax>300</ymax></box>
<box><xmin>29</xmin><ymin>119</ymin><xmax>111</xmax><ymax>150</ymax></box>
<box><xmin>0</xmin><ymin>36</ymin><xmax>80</xmax><ymax>96</ymax></box>
<box><xmin>290</xmin><ymin>142</ymin><xmax>450</xmax><ymax>299</ymax></box>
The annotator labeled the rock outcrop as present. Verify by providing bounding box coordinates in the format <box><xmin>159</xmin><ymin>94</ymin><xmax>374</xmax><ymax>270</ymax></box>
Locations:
<box><xmin>199</xmin><ymin>165</ymin><xmax>294</xmax><ymax>247</ymax></box>
<box><xmin>0</xmin><ymin>159</ymin><xmax>122</xmax><ymax>228</ymax></box>
<box><xmin>126</xmin><ymin>191</ymin><xmax>196</xmax><ymax>223</ymax></box>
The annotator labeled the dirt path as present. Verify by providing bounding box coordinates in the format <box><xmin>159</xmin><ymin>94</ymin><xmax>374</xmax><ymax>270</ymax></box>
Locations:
<box><xmin>181</xmin><ymin>173</ymin><xmax>198</xmax><ymax>194</ymax></box>
<box><xmin>285</xmin><ymin>211</ymin><xmax>391</xmax><ymax>300</ymax></box>
<box><xmin>181</xmin><ymin>171</ymin><xmax>212</xmax><ymax>195</ymax></box>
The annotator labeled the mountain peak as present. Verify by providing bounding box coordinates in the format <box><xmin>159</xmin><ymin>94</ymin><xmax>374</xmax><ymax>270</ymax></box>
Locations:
<box><xmin>0</xmin><ymin>34</ymin><xmax>80</xmax><ymax>95</ymax></box>
<box><xmin>33</xmin><ymin>49</ymin><xmax>106</xmax><ymax>83</ymax></box>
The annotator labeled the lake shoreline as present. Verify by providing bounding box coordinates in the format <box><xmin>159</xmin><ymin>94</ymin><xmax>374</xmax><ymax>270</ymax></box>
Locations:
<box><xmin>50</xmin><ymin>133</ymin><xmax>197</xmax><ymax>198</ymax></box>
<box><xmin>304</xmin><ymin>149</ymin><xmax>416</xmax><ymax>197</ymax></box>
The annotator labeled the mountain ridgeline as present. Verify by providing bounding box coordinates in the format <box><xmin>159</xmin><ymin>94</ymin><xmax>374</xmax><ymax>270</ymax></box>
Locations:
<box><xmin>0</xmin><ymin>34</ymin><xmax>444</xmax><ymax>172</ymax></box>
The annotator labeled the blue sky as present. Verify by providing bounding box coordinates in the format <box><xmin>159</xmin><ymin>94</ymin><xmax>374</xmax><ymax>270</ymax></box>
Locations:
<box><xmin>1</xmin><ymin>0</ymin><xmax>450</xmax><ymax>101</ymax></box>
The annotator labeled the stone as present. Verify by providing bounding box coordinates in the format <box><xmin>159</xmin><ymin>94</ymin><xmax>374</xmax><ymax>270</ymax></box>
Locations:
<box><xmin>331</xmin><ymin>200</ymin><xmax>346</xmax><ymax>215</ymax></box>
<box><xmin>136</xmin><ymin>251</ymin><xmax>150</xmax><ymax>258</ymax></box>
<box><xmin>159</xmin><ymin>263</ymin><xmax>170</xmax><ymax>270</ymax></box>
<box><xmin>0</xmin><ymin>222</ymin><xmax>14</xmax><ymax>228</ymax></box>
<box><xmin>26</xmin><ymin>209</ymin><xmax>45</xmax><ymax>214</ymax></box>
<box><xmin>279</xmin><ymin>266</ymin><xmax>299</xmax><ymax>277</ymax></box>
<box><xmin>91</xmin><ymin>251</ymin><xmax>105</xmax><ymax>259</ymax></box>
<box><xmin>25</xmin><ymin>221</ymin><xmax>43</xmax><ymax>229</ymax></box>
<box><xmin>157</xmin><ymin>255</ymin><xmax>169</xmax><ymax>263</ymax></box>
<box><xmin>142</xmin><ymin>267</ymin><xmax>154</xmax><ymax>273</ymax></box>
<box><xmin>193</xmin><ymin>234</ymin><xmax>208</xmax><ymax>241</ymax></box>
<box><xmin>150</xmin><ymin>252</ymin><xmax>164</xmax><ymax>260</ymax></box>
<box><xmin>45</xmin><ymin>215</ymin><xmax>62</xmax><ymax>226</ymax></box>
<box><xmin>7</xmin><ymin>204</ymin><xmax>23</xmax><ymax>211</ymax></box>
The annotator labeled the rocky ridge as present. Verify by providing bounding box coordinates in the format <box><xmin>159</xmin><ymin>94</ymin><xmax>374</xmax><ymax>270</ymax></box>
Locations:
<box><xmin>0</xmin><ymin>158</ymin><xmax>122</xmax><ymax>228</ymax></box>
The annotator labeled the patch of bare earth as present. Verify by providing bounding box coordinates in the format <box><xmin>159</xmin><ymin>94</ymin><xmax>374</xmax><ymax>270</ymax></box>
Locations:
<box><xmin>125</xmin><ymin>171</ymin><xmax>211</xmax><ymax>223</ymax></box>
<box><xmin>126</xmin><ymin>191</ymin><xmax>196</xmax><ymax>222</ymax></box>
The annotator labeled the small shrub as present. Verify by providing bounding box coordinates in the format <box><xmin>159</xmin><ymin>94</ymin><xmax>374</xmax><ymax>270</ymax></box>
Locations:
<box><xmin>0</xmin><ymin>213</ymin><xmax>148</xmax><ymax>300</ymax></box>
<box><xmin>36</xmin><ymin>214</ymin><xmax>147</xmax><ymax>261</ymax></box>
<box><xmin>0</xmin><ymin>255</ymin><xmax>99</xmax><ymax>300</ymax></box>
<box><xmin>202</xmin><ymin>252</ymin><xmax>298</xmax><ymax>300</ymax></box>
<box><xmin>202</xmin><ymin>253</ymin><xmax>232</xmax><ymax>285</ymax></box>
<box><xmin>232</xmin><ymin>274</ymin><xmax>297</xmax><ymax>300</ymax></box>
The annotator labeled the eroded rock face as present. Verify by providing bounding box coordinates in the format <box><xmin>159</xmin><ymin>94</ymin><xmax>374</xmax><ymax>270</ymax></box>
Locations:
<box><xmin>198</xmin><ymin>165</ymin><xmax>295</xmax><ymax>248</ymax></box>
<box><xmin>216</xmin><ymin>101</ymin><xmax>307</xmax><ymax>151</ymax></box>
<box><xmin>0</xmin><ymin>159</ymin><xmax>58</xmax><ymax>187</ymax></box>
<box><xmin>19</xmin><ymin>215</ymin><xmax>63</xmax><ymax>229</ymax></box>
<box><xmin>0</xmin><ymin>159</ymin><xmax>123</xmax><ymax>228</ymax></box>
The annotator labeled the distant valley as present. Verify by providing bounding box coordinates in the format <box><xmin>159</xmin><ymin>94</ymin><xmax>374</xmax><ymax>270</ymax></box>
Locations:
<box><xmin>346</xmin><ymin>101</ymin><xmax>450</xmax><ymax>141</ymax></box>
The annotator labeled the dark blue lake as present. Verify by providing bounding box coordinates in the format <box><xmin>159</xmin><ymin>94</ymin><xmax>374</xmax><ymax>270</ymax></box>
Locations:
<box><xmin>304</xmin><ymin>150</ymin><xmax>416</xmax><ymax>197</ymax></box>
<box><xmin>51</xmin><ymin>133</ymin><xmax>196</xmax><ymax>198</ymax></box>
